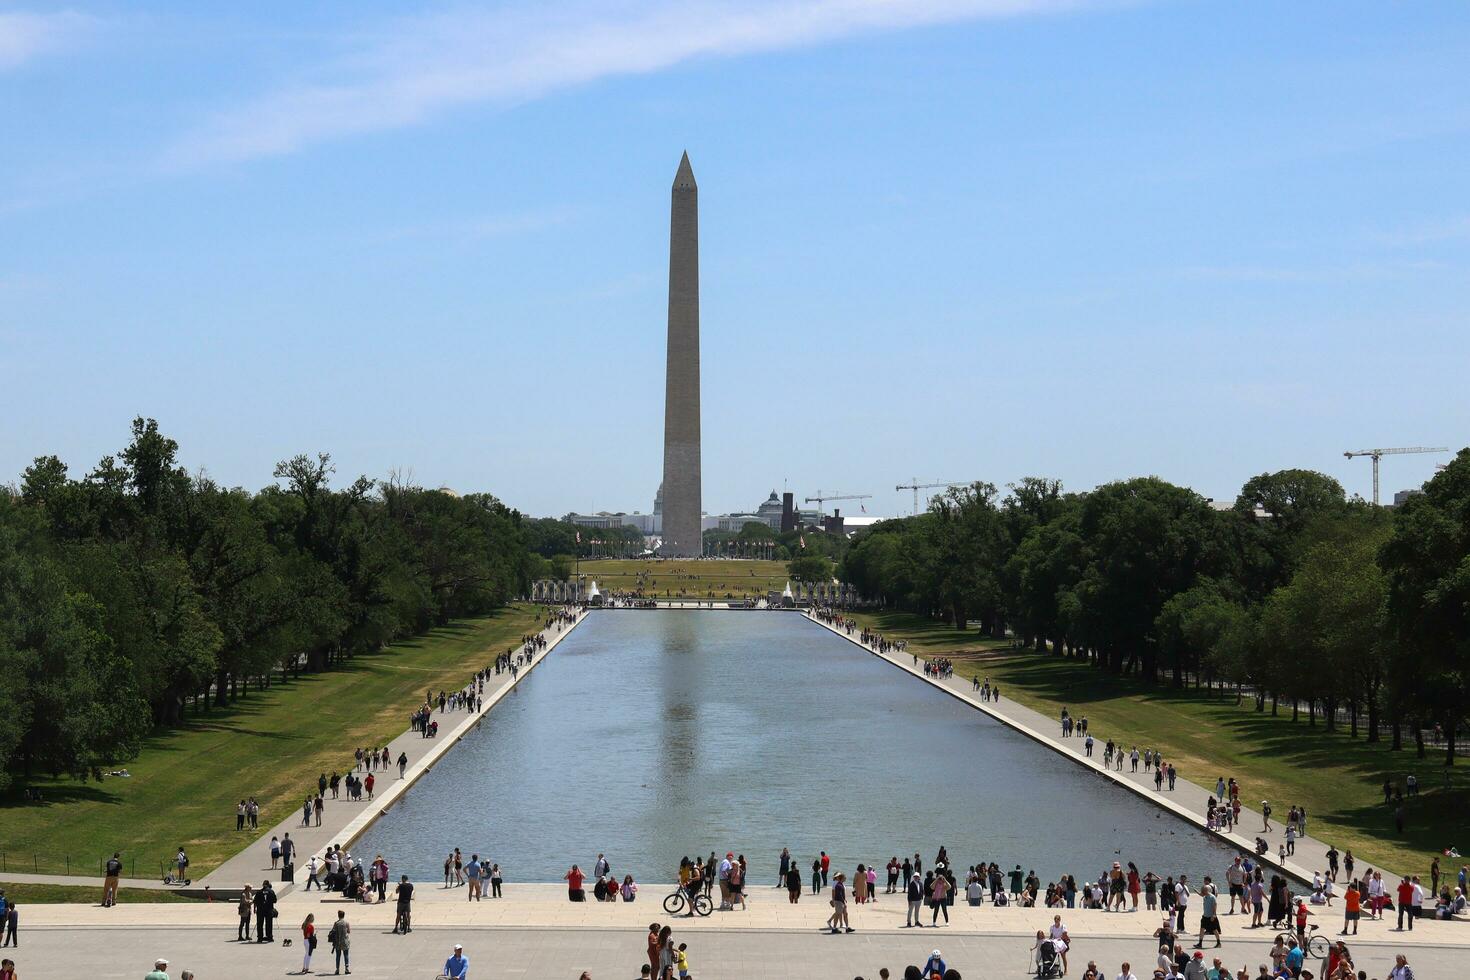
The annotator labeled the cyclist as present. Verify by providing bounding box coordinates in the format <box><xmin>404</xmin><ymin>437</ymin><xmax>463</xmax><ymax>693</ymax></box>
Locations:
<box><xmin>442</xmin><ymin>942</ymin><xmax>469</xmax><ymax>979</ymax></box>
<box><xmin>685</xmin><ymin>863</ymin><xmax>702</xmax><ymax>916</ymax></box>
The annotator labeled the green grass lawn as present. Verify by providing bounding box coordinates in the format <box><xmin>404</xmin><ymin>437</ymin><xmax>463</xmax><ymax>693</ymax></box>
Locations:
<box><xmin>578</xmin><ymin>558</ymin><xmax>791</xmax><ymax>600</ymax></box>
<box><xmin>0</xmin><ymin>604</ymin><xmax>543</xmax><ymax>880</ymax></box>
<box><xmin>0</xmin><ymin>881</ymin><xmax>199</xmax><ymax>904</ymax></box>
<box><xmin>851</xmin><ymin>611</ymin><xmax>1462</xmax><ymax>879</ymax></box>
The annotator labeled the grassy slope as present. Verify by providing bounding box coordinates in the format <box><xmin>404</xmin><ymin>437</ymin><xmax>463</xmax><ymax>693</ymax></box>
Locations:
<box><xmin>577</xmin><ymin>558</ymin><xmax>790</xmax><ymax>599</ymax></box>
<box><xmin>851</xmin><ymin>611</ymin><xmax>1460</xmax><ymax>878</ymax></box>
<box><xmin>0</xmin><ymin>881</ymin><xmax>198</xmax><ymax>904</ymax></box>
<box><xmin>0</xmin><ymin>604</ymin><xmax>543</xmax><ymax>879</ymax></box>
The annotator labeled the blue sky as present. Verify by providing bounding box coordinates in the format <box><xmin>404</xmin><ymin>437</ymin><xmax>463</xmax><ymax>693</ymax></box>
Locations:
<box><xmin>2</xmin><ymin>1</ymin><xmax>1467</xmax><ymax>518</ymax></box>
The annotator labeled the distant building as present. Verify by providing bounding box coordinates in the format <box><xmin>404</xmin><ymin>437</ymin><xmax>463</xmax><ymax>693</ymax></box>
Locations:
<box><xmin>1392</xmin><ymin>489</ymin><xmax>1422</xmax><ymax>507</ymax></box>
<box><xmin>717</xmin><ymin>513</ymin><xmax>768</xmax><ymax>532</ymax></box>
<box><xmin>564</xmin><ymin>511</ymin><xmax>660</xmax><ymax>534</ymax></box>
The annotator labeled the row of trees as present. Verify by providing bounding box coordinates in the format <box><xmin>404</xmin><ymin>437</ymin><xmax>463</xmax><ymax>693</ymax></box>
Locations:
<box><xmin>841</xmin><ymin>454</ymin><xmax>1470</xmax><ymax>764</ymax></box>
<box><xmin>0</xmin><ymin>419</ymin><xmax>546</xmax><ymax>790</ymax></box>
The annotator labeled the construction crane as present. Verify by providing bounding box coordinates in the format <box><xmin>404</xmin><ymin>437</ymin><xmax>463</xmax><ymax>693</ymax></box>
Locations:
<box><xmin>1343</xmin><ymin>447</ymin><xmax>1449</xmax><ymax>506</ymax></box>
<box><xmin>895</xmin><ymin>479</ymin><xmax>970</xmax><ymax>516</ymax></box>
<box><xmin>803</xmin><ymin>490</ymin><xmax>872</xmax><ymax>516</ymax></box>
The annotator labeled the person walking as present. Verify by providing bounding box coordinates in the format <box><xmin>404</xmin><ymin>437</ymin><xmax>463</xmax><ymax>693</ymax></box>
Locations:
<box><xmin>829</xmin><ymin>873</ymin><xmax>852</xmax><ymax>933</ymax></box>
<box><xmin>327</xmin><ymin>910</ymin><xmax>350</xmax><ymax>975</ymax></box>
<box><xmin>1396</xmin><ymin>877</ymin><xmax>1415</xmax><ymax>931</ymax></box>
<box><xmin>785</xmin><ymin>860</ymin><xmax>802</xmax><ymax>903</ymax></box>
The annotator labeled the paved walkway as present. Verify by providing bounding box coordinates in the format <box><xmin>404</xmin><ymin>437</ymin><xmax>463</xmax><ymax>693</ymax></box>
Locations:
<box><xmin>201</xmin><ymin>608</ymin><xmax>588</xmax><ymax>891</ymax></box>
<box><xmin>804</xmin><ymin>612</ymin><xmax>1375</xmax><ymax>885</ymax></box>
<box><xmin>14</xmin><ymin>923</ymin><xmax>1457</xmax><ymax>980</ymax></box>
<box><xmin>22</xmin><ymin>881</ymin><xmax>1468</xmax><ymax>946</ymax></box>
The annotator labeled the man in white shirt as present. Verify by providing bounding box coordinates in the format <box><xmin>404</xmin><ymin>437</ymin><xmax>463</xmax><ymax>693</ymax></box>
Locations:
<box><xmin>717</xmin><ymin>853</ymin><xmax>733</xmax><ymax>910</ymax></box>
<box><xmin>1116</xmin><ymin>961</ymin><xmax>1139</xmax><ymax>980</ymax></box>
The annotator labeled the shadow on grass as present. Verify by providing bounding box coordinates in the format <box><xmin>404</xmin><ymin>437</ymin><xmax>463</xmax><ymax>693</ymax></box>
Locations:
<box><xmin>2</xmin><ymin>608</ymin><xmax>531</xmax><ymax>808</ymax></box>
<box><xmin>0</xmin><ymin>781</ymin><xmax>122</xmax><ymax>812</ymax></box>
<box><xmin>982</xmin><ymin>652</ymin><xmax>1465</xmax><ymax>864</ymax></box>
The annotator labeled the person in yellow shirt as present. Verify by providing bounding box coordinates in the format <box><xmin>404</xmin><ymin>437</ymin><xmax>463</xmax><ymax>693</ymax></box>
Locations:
<box><xmin>676</xmin><ymin>942</ymin><xmax>691</xmax><ymax>979</ymax></box>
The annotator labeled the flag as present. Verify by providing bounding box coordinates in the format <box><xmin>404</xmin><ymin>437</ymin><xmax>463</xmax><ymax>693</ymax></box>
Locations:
<box><xmin>800</xmin><ymin>534</ymin><xmax>806</xmax><ymax>550</ymax></box>
<box><xmin>575</xmin><ymin>530</ymin><xmax>581</xmax><ymax>544</ymax></box>
<box><xmin>860</xmin><ymin>501</ymin><xmax>866</xmax><ymax>513</ymax></box>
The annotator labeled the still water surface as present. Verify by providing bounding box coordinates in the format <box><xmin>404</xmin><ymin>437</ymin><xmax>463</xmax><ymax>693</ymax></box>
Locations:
<box><xmin>354</xmin><ymin>612</ymin><xmax>1237</xmax><ymax>882</ymax></box>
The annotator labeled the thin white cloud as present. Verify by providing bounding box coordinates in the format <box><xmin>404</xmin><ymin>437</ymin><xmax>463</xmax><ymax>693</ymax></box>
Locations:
<box><xmin>1179</xmin><ymin>259</ymin><xmax>1447</xmax><ymax>284</ymax></box>
<box><xmin>165</xmin><ymin>0</ymin><xmax>1110</xmax><ymax>168</ymax></box>
<box><xmin>1369</xmin><ymin>215</ymin><xmax>1470</xmax><ymax>248</ymax></box>
<box><xmin>376</xmin><ymin>204</ymin><xmax>584</xmax><ymax>243</ymax></box>
<box><xmin>0</xmin><ymin>9</ymin><xmax>93</xmax><ymax>69</ymax></box>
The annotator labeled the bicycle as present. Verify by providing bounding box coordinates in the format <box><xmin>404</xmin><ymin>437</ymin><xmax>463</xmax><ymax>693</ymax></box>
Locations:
<box><xmin>663</xmin><ymin>886</ymin><xmax>713</xmax><ymax>917</ymax></box>
<box><xmin>1276</xmin><ymin>924</ymin><xmax>1329</xmax><ymax>960</ymax></box>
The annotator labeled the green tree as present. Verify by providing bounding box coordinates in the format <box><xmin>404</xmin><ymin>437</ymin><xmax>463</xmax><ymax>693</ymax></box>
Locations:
<box><xmin>1380</xmin><ymin>448</ymin><xmax>1470</xmax><ymax>764</ymax></box>
<box><xmin>787</xmin><ymin>554</ymin><xmax>833</xmax><ymax>584</ymax></box>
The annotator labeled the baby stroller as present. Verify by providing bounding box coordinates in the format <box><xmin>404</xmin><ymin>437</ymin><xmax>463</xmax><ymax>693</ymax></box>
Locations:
<box><xmin>1033</xmin><ymin>939</ymin><xmax>1062</xmax><ymax>979</ymax></box>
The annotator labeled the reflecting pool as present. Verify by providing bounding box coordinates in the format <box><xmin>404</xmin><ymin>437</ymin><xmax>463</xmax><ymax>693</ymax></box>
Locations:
<box><xmin>354</xmin><ymin>611</ymin><xmax>1238</xmax><ymax>883</ymax></box>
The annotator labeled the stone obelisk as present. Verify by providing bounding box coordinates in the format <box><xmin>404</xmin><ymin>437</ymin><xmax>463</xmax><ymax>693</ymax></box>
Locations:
<box><xmin>660</xmin><ymin>151</ymin><xmax>702</xmax><ymax>557</ymax></box>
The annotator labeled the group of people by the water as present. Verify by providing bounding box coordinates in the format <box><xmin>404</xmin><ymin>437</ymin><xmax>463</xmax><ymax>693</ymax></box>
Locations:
<box><xmin>561</xmin><ymin>855</ymin><xmax>638</xmax><ymax>903</ymax></box>
<box><xmin>439</xmin><ymin>848</ymin><xmax>504</xmax><ymax>899</ymax></box>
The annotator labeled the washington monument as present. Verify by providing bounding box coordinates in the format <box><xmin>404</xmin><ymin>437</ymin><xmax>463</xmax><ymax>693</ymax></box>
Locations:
<box><xmin>660</xmin><ymin>151</ymin><xmax>702</xmax><ymax>557</ymax></box>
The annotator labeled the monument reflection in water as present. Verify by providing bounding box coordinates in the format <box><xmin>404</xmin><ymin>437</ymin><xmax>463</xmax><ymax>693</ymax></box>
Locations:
<box><xmin>354</xmin><ymin>612</ymin><xmax>1237</xmax><ymax>882</ymax></box>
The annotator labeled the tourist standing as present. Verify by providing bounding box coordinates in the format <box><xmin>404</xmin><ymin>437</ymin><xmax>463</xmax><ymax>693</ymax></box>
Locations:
<box><xmin>253</xmin><ymin>880</ymin><xmax>274</xmax><ymax>942</ymax></box>
<box><xmin>103</xmin><ymin>852</ymin><xmax>123</xmax><ymax>907</ymax></box>
<box><xmin>785</xmin><ymin>861</ymin><xmax>802</xmax><ymax>903</ymax></box>
<box><xmin>393</xmin><ymin>875</ymin><xmax>414</xmax><ymax>934</ymax></box>
<box><xmin>327</xmin><ymin>910</ymin><xmax>350</xmax><ymax>975</ymax></box>
<box><xmin>906</xmin><ymin>870</ymin><xmax>925</xmax><ymax>926</ymax></box>
<box><xmin>931</xmin><ymin>869</ymin><xmax>950</xmax><ymax>925</ymax></box>
<box><xmin>647</xmin><ymin>923</ymin><xmax>662</xmax><ymax>977</ymax></box>
<box><xmin>297</xmin><ymin>912</ymin><xmax>316</xmax><ymax>975</ymax></box>
<box><xmin>237</xmin><ymin>884</ymin><xmax>254</xmax><ymax>941</ymax></box>
<box><xmin>565</xmin><ymin>864</ymin><xmax>586</xmax><ymax>902</ymax></box>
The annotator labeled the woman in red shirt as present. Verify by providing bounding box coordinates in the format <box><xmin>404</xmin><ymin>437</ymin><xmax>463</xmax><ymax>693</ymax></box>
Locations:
<box><xmin>299</xmin><ymin>912</ymin><xmax>316</xmax><ymax>975</ymax></box>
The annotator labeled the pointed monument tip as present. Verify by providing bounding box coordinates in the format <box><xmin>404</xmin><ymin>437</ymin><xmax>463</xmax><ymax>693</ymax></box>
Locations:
<box><xmin>673</xmin><ymin>150</ymin><xmax>696</xmax><ymax>189</ymax></box>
